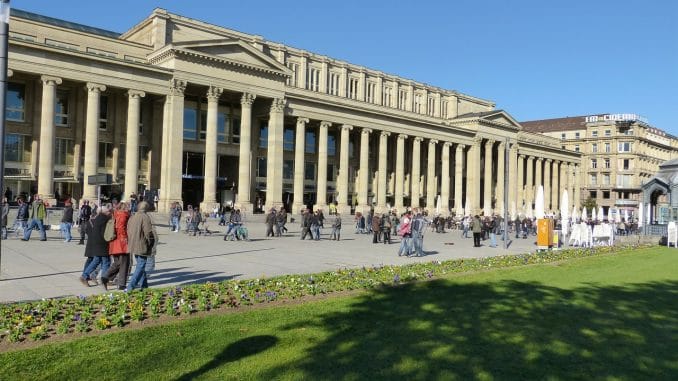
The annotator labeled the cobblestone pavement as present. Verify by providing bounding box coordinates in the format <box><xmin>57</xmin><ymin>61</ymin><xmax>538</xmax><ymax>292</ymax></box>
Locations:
<box><xmin>0</xmin><ymin>213</ymin><xmax>541</xmax><ymax>303</ymax></box>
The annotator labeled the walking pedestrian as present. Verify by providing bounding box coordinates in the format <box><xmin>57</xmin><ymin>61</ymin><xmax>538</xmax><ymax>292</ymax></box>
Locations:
<box><xmin>77</xmin><ymin>200</ymin><xmax>92</xmax><ymax>245</ymax></box>
<box><xmin>310</xmin><ymin>210</ymin><xmax>321</xmax><ymax>240</ymax></box>
<box><xmin>1</xmin><ymin>197</ymin><xmax>8</xmax><ymax>240</ymax></box>
<box><xmin>13</xmin><ymin>197</ymin><xmax>28</xmax><ymax>238</ymax></box>
<box><xmin>102</xmin><ymin>202</ymin><xmax>131</xmax><ymax>290</ymax></box>
<box><xmin>79</xmin><ymin>204</ymin><xmax>112</xmax><ymax>286</ymax></box>
<box><xmin>21</xmin><ymin>194</ymin><xmax>47</xmax><ymax>241</ymax></box>
<box><xmin>472</xmin><ymin>215</ymin><xmax>482</xmax><ymax>247</ymax></box>
<box><xmin>372</xmin><ymin>213</ymin><xmax>381</xmax><ymax>244</ymax></box>
<box><xmin>330</xmin><ymin>213</ymin><xmax>342</xmax><ymax>240</ymax></box>
<box><xmin>300</xmin><ymin>209</ymin><xmax>312</xmax><ymax>240</ymax></box>
<box><xmin>126</xmin><ymin>201</ymin><xmax>157</xmax><ymax>292</ymax></box>
<box><xmin>397</xmin><ymin>210</ymin><xmax>412</xmax><ymax>256</ymax></box>
<box><xmin>411</xmin><ymin>211</ymin><xmax>426</xmax><ymax>256</ymax></box>
<box><xmin>265</xmin><ymin>208</ymin><xmax>276</xmax><ymax>237</ymax></box>
<box><xmin>381</xmin><ymin>213</ymin><xmax>392</xmax><ymax>244</ymax></box>
<box><xmin>489</xmin><ymin>215</ymin><xmax>498</xmax><ymax>248</ymax></box>
<box><xmin>61</xmin><ymin>200</ymin><xmax>74</xmax><ymax>242</ymax></box>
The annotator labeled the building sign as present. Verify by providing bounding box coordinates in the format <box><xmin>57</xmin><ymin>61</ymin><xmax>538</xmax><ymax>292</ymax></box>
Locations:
<box><xmin>585</xmin><ymin>113</ymin><xmax>648</xmax><ymax>124</ymax></box>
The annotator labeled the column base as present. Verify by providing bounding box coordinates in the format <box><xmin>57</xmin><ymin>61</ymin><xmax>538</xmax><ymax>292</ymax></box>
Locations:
<box><xmin>336</xmin><ymin>204</ymin><xmax>352</xmax><ymax>216</ymax></box>
<box><xmin>291</xmin><ymin>203</ymin><xmax>306</xmax><ymax>216</ymax></box>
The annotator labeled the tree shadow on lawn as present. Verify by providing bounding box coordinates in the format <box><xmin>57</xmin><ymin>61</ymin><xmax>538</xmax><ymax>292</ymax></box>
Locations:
<box><xmin>263</xmin><ymin>279</ymin><xmax>678</xmax><ymax>380</ymax></box>
<box><xmin>175</xmin><ymin>335</ymin><xmax>278</xmax><ymax>381</ymax></box>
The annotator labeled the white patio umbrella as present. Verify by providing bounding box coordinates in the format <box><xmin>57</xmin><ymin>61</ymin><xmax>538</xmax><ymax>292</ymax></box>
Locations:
<box><xmin>535</xmin><ymin>186</ymin><xmax>545</xmax><ymax>219</ymax></box>
<box><xmin>598</xmin><ymin>206</ymin><xmax>605</xmax><ymax>222</ymax></box>
<box><xmin>561</xmin><ymin>190</ymin><xmax>569</xmax><ymax>236</ymax></box>
<box><xmin>646</xmin><ymin>203</ymin><xmax>651</xmax><ymax>225</ymax></box>
<box><xmin>624</xmin><ymin>209</ymin><xmax>629</xmax><ymax>223</ymax></box>
<box><xmin>582</xmin><ymin>207</ymin><xmax>588</xmax><ymax>221</ymax></box>
<box><xmin>571</xmin><ymin>205</ymin><xmax>579</xmax><ymax>222</ymax></box>
<box><xmin>435</xmin><ymin>195</ymin><xmax>441</xmax><ymax>215</ymax></box>
<box><xmin>592</xmin><ymin>207</ymin><xmax>597</xmax><ymax>222</ymax></box>
<box><xmin>638</xmin><ymin>203</ymin><xmax>644</xmax><ymax>228</ymax></box>
<box><xmin>615</xmin><ymin>208</ymin><xmax>622</xmax><ymax>223</ymax></box>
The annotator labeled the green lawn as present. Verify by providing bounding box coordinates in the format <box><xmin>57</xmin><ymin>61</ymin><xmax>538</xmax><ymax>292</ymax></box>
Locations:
<box><xmin>3</xmin><ymin>246</ymin><xmax>678</xmax><ymax>380</ymax></box>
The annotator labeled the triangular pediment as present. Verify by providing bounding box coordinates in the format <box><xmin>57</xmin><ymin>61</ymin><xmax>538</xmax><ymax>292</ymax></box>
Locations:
<box><xmin>149</xmin><ymin>38</ymin><xmax>290</xmax><ymax>77</ymax></box>
<box><xmin>453</xmin><ymin>110</ymin><xmax>522</xmax><ymax>130</ymax></box>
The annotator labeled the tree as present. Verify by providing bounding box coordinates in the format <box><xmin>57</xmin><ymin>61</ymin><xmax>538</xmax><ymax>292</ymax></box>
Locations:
<box><xmin>582</xmin><ymin>197</ymin><xmax>597</xmax><ymax>211</ymax></box>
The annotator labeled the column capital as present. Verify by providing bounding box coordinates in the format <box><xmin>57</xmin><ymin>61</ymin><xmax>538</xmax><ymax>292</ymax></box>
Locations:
<box><xmin>497</xmin><ymin>141</ymin><xmax>506</xmax><ymax>149</ymax></box>
<box><xmin>397</xmin><ymin>133</ymin><xmax>408</xmax><ymax>140</ymax></box>
<box><xmin>443</xmin><ymin>141</ymin><xmax>453</xmax><ymax>148</ymax></box>
<box><xmin>169</xmin><ymin>78</ymin><xmax>187</xmax><ymax>96</ymax></box>
<box><xmin>519</xmin><ymin>154</ymin><xmax>526</xmax><ymax>159</ymax></box>
<box><xmin>241</xmin><ymin>92</ymin><xmax>256</xmax><ymax>106</ymax></box>
<box><xmin>85</xmin><ymin>82</ymin><xmax>106</xmax><ymax>93</ymax></box>
<box><xmin>429</xmin><ymin>139</ymin><xmax>439</xmax><ymax>145</ymax></box>
<box><xmin>380</xmin><ymin>131</ymin><xmax>391</xmax><ymax>138</ymax></box>
<box><xmin>473</xmin><ymin>136</ymin><xmax>483</xmax><ymax>144</ymax></box>
<box><xmin>319</xmin><ymin>120</ymin><xmax>332</xmax><ymax>129</ymax></box>
<box><xmin>270</xmin><ymin>97</ymin><xmax>286</xmax><ymax>113</ymax></box>
<box><xmin>40</xmin><ymin>75</ymin><xmax>62</xmax><ymax>86</ymax></box>
<box><xmin>526</xmin><ymin>156</ymin><xmax>535</xmax><ymax>162</ymax></box>
<box><xmin>361</xmin><ymin>127</ymin><xmax>373</xmax><ymax>135</ymax></box>
<box><xmin>456</xmin><ymin>143</ymin><xmax>466</xmax><ymax>150</ymax></box>
<box><xmin>545</xmin><ymin>158</ymin><xmax>553</xmax><ymax>163</ymax></box>
<box><xmin>413</xmin><ymin>136</ymin><xmax>424</xmax><ymax>143</ymax></box>
<box><xmin>536</xmin><ymin>157</ymin><xmax>544</xmax><ymax>163</ymax></box>
<box><xmin>206</xmin><ymin>85</ymin><xmax>223</xmax><ymax>101</ymax></box>
<box><xmin>296</xmin><ymin>117</ymin><xmax>309</xmax><ymax>127</ymax></box>
<box><xmin>341</xmin><ymin>124</ymin><xmax>353</xmax><ymax>132</ymax></box>
<box><xmin>127</xmin><ymin>90</ymin><xmax>146</xmax><ymax>99</ymax></box>
<box><xmin>484</xmin><ymin>139</ymin><xmax>494</xmax><ymax>148</ymax></box>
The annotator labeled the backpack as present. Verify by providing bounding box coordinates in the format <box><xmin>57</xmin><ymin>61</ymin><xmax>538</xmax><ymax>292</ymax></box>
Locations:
<box><xmin>104</xmin><ymin>217</ymin><xmax>116</xmax><ymax>242</ymax></box>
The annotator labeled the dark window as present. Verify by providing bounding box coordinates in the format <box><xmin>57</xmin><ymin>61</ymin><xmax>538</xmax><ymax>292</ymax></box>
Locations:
<box><xmin>6</xmin><ymin>82</ymin><xmax>25</xmax><ymax>121</ymax></box>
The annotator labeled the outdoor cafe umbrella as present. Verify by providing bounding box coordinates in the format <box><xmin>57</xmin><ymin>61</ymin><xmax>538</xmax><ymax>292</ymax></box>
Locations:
<box><xmin>571</xmin><ymin>205</ymin><xmax>579</xmax><ymax>222</ymax></box>
<box><xmin>535</xmin><ymin>186</ymin><xmax>545</xmax><ymax>219</ymax></box>
<box><xmin>638</xmin><ymin>203</ymin><xmax>644</xmax><ymax>228</ymax></box>
<box><xmin>615</xmin><ymin>208</ymin><xmax>622</xmax><ymax>224</ymax></box>
<box><xmin>582</xmin><ymin>207</ymin><xmax>588</xmax><ymax>221</ymax></box>
<box><xmin>592</xmin><ymin>207</ymin><xmax>597</xmax><ymax>222</ymax></box>
<box><xmin>435</xmin><ymin>195</ymin><xmax>441</xmax><ymax>215</ymax></box>
<box><xmin>561</xmin><ymin>189</ymin><xmax>569</xmax><ymax>236</ymax></box>
<box><xmin>598</xmin><ymin>206</ymin><xmax>605</xmax><ymax>222</ymax></box>
<box><xmin>511</xmin><ymin>201</ymin><xmax>517</xmax><ymax>221</ymax></box>
<box><xmin>624</xmin><ymin>209</ymin><xmax>629</xmax><ymax>223</ymax></box>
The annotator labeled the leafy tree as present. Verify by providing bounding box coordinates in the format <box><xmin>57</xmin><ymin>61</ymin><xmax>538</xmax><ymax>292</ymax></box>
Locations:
<box><xmin>582</xmin><ymin>197</ymin><xmax>597</xmax><ymax>211</ymax></box>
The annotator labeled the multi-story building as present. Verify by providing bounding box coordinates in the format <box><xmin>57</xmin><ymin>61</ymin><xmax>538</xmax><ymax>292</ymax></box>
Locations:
<box><xmin>4</xmin><ymin>8</ymin><xmax>580</xmax><ymax>215</ymax></box>
<box><xmin>522</xmin><ymin>114</ymin><xmax>678</xmax><ymax>219</ymax></box>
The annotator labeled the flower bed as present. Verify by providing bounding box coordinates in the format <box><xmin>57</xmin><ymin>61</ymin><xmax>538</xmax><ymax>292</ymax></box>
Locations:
<box><xmin>0</xmin><ymin>244</ymin><xmax>651</xmax><ymax>343</ymax></box>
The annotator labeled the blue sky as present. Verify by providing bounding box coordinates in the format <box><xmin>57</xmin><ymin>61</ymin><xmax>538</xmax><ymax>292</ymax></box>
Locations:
<box><xmin>14</xmin><ymin>0</ymin><xmax>678</xmax><ymax>134</ymax></box>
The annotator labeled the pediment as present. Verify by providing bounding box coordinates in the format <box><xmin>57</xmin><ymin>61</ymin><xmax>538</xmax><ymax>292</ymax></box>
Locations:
<box><xmin>453</xmin><ymin>110</ymin><xmax>523</xmax><ymax>131</ymax></box>
<box><xmin>480</xmin><ymin>111</ymin><xmax>523</xmax><ymax>130</ymax></box>
<box><xmin>148</xmin><ymin>38</ymin><xmax>290</xmax><ymax>77</ymax></box>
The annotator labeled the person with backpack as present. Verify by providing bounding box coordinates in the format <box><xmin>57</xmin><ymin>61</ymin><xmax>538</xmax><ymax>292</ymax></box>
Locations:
<box><xmin>126</xmin><ymin>201</ymin><xmax>157</xmax><ymax>291</ymax></box>
<box><xmin>79</xmin><ymin>204</ymin><xmax>112</xmax><ymax>286</ymax></box>
<box><xmin>397</xmin><ymin>210</ymin><xmax>413</xmax><ymax>256</ymax></box>
<box><xmin>102</xmin><ymin>202</ymin><xmax>131</xmax><ymax>290</ymax></box>
<box><xmin>21</xmin><ymin>194</ymin><xmax>47</xmax><ymax>241</ymax></box>
<box><xmin>381</xmin><ymin>213</ymin><xmax>392</xmax><ymax>244</ymax></box>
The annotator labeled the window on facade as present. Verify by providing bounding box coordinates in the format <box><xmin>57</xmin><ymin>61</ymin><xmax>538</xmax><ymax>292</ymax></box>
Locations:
<box><xmin>382</xmin><ymin>86</ymin><xmax>392</xmax><ymax>106</ymax></box>
<box><xmin>602</xmin><ymin>174</ymin><xmax>610</xmax><ymax>185</ymax></box>
<box><xmin>55</xmin><ymin>91</ymin><xmax>69</xmax><ymax>127</ymax></box>
<box><xmin>183</xmin><ymin>106</ymin><xmax>198</xmax><ymax>140</ymax></box>
<box><xmin>604</xmin><ymin>158</ymin><xmax>610</xmax><ymax>169</ymax></box>
<box><xmin>283</xmin><ymin>159</ymin><xmax>294</xmax><ymax>180</ymax></box>
<box><xmin>327</xmin><ymin>164</ymin><xmax>335</xmax><ymax>181</ymax></box>
<box><xmin>284</xmin><ymin>128</ymin><xmax>294</xmax><ymax>151</ymax></box>
<box><xmin>561</xmin><ymin>133</ymin><xmax>566</xmax><ymax>140</ymax></box>
<box><xmin>232</xmin><ymin>117</ymin><xmax>241</xmax><ymax>144</ymax></box>
<box><xmin>349</xmin><ymin>140</ymin><xmax>354</xmax><ymax>158</ymax></box>
<box><xmin>138</xmin><ymin>106</ymin><xmax>144</xmax><ymax>135</ymax></box>
<box><xmin>304</xmin><ymin>161</ymin><xmax>315</xmax><ymax>181</ymax></box>
<box><xmin>590</xmin><ymin>174</ymin><xmax>598</xmax><ymax>185</ymax></box>
<box><xmin>591</xmin><ymin>143</ymin><xmax>598</xmax><ymax>153</ymax></box>
<box><xmin>574</xmin><ymin>145</ymin><xmax>580</xmax><ymax>152</ymax></box>
<box><xmin>441</xmin><ymin>100</ymin><xmax>448</xmax><ymax>118</ymax></box>
<box><xmin>366</xmin><ymin>82</ymin><xmax>376</xmax><ymax>103</ymax></box>
<box><xmin>617</xmin><ymin>174</ymin><xmax>632</xmax><ymax>187</ymax></box>
<box><xmin>427</xmin><ymin>96</ymin><xmax>435</xmax><ymax>116</ymax></box>
<box><xmin>6</xmin><ymin>82</ymin><xmax>25</xmax><ymax>122</ymax></box>
<box><xmin>348</xmin><ymin>77</ymin><xmax>359</xmax><ymax>100</ymax></box>
<box><xmin>398</xmin><ymin>89</ymin><xmax>407</xmax><ymax>110</ymax></box>
<box><xmin>119</xmin><ymin>143</ymin><xmax>126</xmax><ymax>169</ymax></box>
<box><xmin>622</xmin><ymin>159</ymin><xmax>630</xmax><ymax>170</ymax></box>
<box><xmin>591</xmin><ymin>130</ymin><xmax>598</xmax><ymax>138</ymax></box>
<box><xmin>257</xmin><ymin>157</ymin><xmax>267</xmax><ymax>178</ymax></box>
<box><xmin>98</xmin><ymin>95</ymin><xmax>108</xmax><ymax>130</ymax></box>
<box><xmin>413</xmin><ymin>93</ymin><xmax>423</xmax><ymax>113</ymax></box>
<box><xmin>618</xmin><ymin>142</ymin><xmax>632</xmax><ymax>152</ymax></box>
<box><xmin>605</xmin><ymin>142</ymin><xmax>611</xmax><ymax>153</ymax></box>
<box><xmin>575</xmin><ymin>132</ymin><xmax>580</xmax><ymax>139</ymax></box>
<box><xmin>98</xmin><ymin>142</ymin><xmax>113</xmax><ymax>168</ymax></box>
<box><xmin>305</xmin><ymin>130</ymin><xmax>316</xmax><ymax>153</ymax></box>
<box><xmin>287</xmin><ymin>62</ymin><xmax>299</xmax><ymax>87</ymax></box>
<box><xmin>139</xmin><ymin>145</ymin><xmax>149</xmax><ymax>170</ymax></box>
<box><xmin>54</xmin><ymin>138</ymin><xmax>73</xmax><ymax>166</ymax></box>
<box><xmin>259</xmin><ymin>124</ymin><xmax>268</xmax><ymax>148</ymax></box>
<box><xmin>603</xmin><ymin>191</ymin><xmax>610</xmax><ymax>199</ymax></box>
<box><xmin>605</xmin><ymin>129</ymin><xmax>611</xmax><ymax>137</ymax></box>
<box><xmin>590</xmin><ymin>191</ymin><xmax>597</xmax><ymax>198</ymax></box>
<box><xmin>217</xmin><ymin>112</ymin><xmax>228</xmax><ymax>143</ymax></box>
<box><xmin>591</xmin><ymin>159</ymin><xmax>597</xmax><ymax>169</ymax></box>
<box><xmin>4</xmin><ymin>134</ymin><xmax>27</xmax><ymax>162</ymax></box>
<box><xmin>328</xmin><ymin>134</ymin><xmax>336</xmax><ymax>156</ymax></box>
<box><xmin>329</xmin><ymin>72</ymin><xmax>340</xmax><ymax>96</ymax></box>
<box><xmin>308</xmin><ymin>67</ymin><xmax>320</xmax><ymax>91</ymax></box>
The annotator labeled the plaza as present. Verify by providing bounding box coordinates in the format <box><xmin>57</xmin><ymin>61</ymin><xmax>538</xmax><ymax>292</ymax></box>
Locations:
<box><xmin>0</xmin><ymin>213</ymin><xmax>538</xmax><ymax>303</ymax></box>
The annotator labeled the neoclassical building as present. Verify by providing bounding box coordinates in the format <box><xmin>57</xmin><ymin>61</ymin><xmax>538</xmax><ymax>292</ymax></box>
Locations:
<box><xmin>4</xmin><ymin>8</ymin><xmax>580</xmax><ymax>215</ymax></box>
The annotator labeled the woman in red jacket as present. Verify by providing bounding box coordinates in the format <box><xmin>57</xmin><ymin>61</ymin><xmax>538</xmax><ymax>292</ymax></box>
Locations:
<box><xmin>102</xmin><ymin>202</ymin><xmax>131</xmax><ymax>290</ymax></box>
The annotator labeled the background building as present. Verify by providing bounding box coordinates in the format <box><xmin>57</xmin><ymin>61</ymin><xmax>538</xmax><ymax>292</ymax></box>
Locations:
<box><xmin>522</xmin><ymin>114</ymin><xmax>678</xmax><ymax>220</ymax></box>
<box><xmin>4</xmin><ymin>8</ymin><xmax>580</xmax><ymax>215</ymax></box>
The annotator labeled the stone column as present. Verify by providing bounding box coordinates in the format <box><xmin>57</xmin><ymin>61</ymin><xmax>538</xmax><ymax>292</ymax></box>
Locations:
<box><xmin>337</xmin><ymin>124</ymin><xmax>353</xmax><ymax>215</ymax></box>
<box><xmin>441</xmin><ymin>142</ymin><xmax>451</xmax><ymax>216</ymax></box>
<box><xmin>411</xmin><ymin>137</ymin><xmax>422</xmax><ymax>208</ymax></box>
<box><xmin>426</xmin><ymin>139</ymin><xmax>438</xmax><ymax>212</ymax></box>
<box><xmin>544</xmin><ymin>159</ymin><xmax>552</xmax><ymax>212</ymax></box>
<box><xmin>314</xmin><ymin>121</ymin><xmax>331</xmax><ymax>211</ymax></box>
<box><xmin>357</xmin><ymin>127</ymin><xmax>372</xmax><ymax>214</ymax></box>
<box><xmin>394</xmin><ymin>134</ymin><xmax>407</xmax><ymax>212</ymax></box>
<box><xmin>517</xmin><ymin>154</ymin><xmax>525</xmax><ymax>214</ymax></box>
<box><xmin>468</xmin><ymin>138</ymin><xmax>482</xmax><ymax>215</ymax></box>
<box><xmin>507</xmin><ymin>143</ymin><xmax>517</xmax><ymax>217</ymax></box>
<box><xmin>454</xmin><ymin>143</ymin><xmax>464</xmax><ymax>216</ymax></box>
<box><xmin>82</xmin><ymin>82</ymin><xmax>107</xmax><ymax>201</ymax></box>
<box><xmin>552</xmin><ymin>161</ymin><xmax>560</xmax><ymax>210</ymax></box>
<box><xmin>496</xmin><ymin>142</ymin><xmax>505</xmax><ymax>215</ymax></box>
<box><xmin>37</xmin><ymin>76</ymin><xmax>62</xmax><ymax>199</ymax></box>
<box><xmin>525</xmin><ymin>156</ymin><xmax>534</xmax><ymax>214</ymax></box>
<box><xmin>574</xmin><ymin>164</ymin><xmax>581</xmax><ymax>209</ymax></box>
<box><xmin>291</xmin><ymin>117</ymin><xmax>308</xmax><ymax>214</ymax></box>
<box><xmin>483</xmin><ymin>139</ymin><xmax>494</xmax><ymax>215</ymax></box>
<box><xmin>569</xmin><ymin>162</ymin><xmax>575</xmax><ymax>209</ymax></box>
<box><xmin>236</xmin><ymin>93</ymin><xmax>256</xmax><ymax>213</ymax></box>
<box><xmin>124</xmin><ymin>90</ymin><xmax>146</xmax><ymax>202</ymax></box>
<box><xmin>375</xmin><ymin>131</ymin><xmax>391</xmax><ymax>213</ymax></box>
<box><xmin>200</xmin><ymin>86</ymin><xmax>223</xmax><ymax>210</ymax></box>
<box><xmin>535</xmin><ymin>158</ymin><xmax>543</xmax><ymax>198</ymax></box>
<box><xmin>559</xmin><ymin>161</ymin><xmax>568</xmax><ymax>211</ymax></box>
<box><xmin>264</xmin><ymin>98</ymin><xmax>286</xmax><ymax>211</ymax></box>
<box><xmin>160</xmin><ymin>79</ymin><xmax>186</xmax><ymax>212</ymax></box>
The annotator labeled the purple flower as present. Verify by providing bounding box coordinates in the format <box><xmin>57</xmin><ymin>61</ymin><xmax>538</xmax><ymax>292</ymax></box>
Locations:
<box><xmin>393</xmin><ymin>274</ymin><xmax>401</xmax><ymax>283</ymax></box>
<box><xmin>308</xmin><ymin>276</ymin><xmax>315</xmax><ymax>284</ymax></box>
<box><xmin>73</xmin><ymin>313</ymin><xmax>81</xmax><ymax>321</ymax></box>
<box><xmin>426</xmin><ymin>271</ymin><xmax>434</xmax><ymax>279</ymax></box>
<box><xmin>168</xmin><ymin>290</ymin><xmax>175</xmax><ymax>297</ymax></box>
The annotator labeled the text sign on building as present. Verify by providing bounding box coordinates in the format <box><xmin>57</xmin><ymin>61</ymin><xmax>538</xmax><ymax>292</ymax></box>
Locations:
<box><xmin>87</xmin><ymin>174</ymin><xmax>113</xmax><ymax>185</ymax></box>
<box><xmin>585</xmin><ymin>113</ymin><xmax>648</xmax><ymax>124</ymax></box>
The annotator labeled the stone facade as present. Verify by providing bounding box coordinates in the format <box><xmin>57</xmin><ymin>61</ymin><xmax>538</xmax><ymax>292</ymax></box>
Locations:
<box><xmin>3</xmin><ymin>8</ymin><xmax>580</xmax><ymax>215</ymax></box>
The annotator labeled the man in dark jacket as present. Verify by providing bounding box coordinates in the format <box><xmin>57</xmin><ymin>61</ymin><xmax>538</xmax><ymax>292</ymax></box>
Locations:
<box><xmin>300</xmin><ymin>209</ymin><xmax>312</xmax><ymax>240</ymax></box>
<box><xmin>1</xmin><ymin>197</ymin><xmax>8</xmax><ymax>240</ymax></box>
<box><xmin>79</xmin><ymin>204</ymin><xmax>111</xmax><ymax>286</ymax></box>
<box><xmin>21</xmin><ymin>194</ymin><xmax>47</xmax><ymax>241</ymax></box>
<box><xmin>61</xmin><ymin>201</ymin><xmax>74</xmax><ymax>242</ymax></box>
<box><xmin>265</xmin><ymin>208</ymin><xmax>276</xmax><ymax>237</ymax></box>
<box><xmin>126</xmin><ymin>201</ymin><xmax>156</xmax><ymax>291</ymax></box>
<box><xmin>78</xmin><ymin>200</ymin><xmax>92</xmax><ymax>245</ymax></box>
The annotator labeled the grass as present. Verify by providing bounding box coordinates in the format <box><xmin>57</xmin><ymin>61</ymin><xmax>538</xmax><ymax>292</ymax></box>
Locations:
<box><xmin>2</xmin><ymin>246</ymin><xmax>678</xmax><ymax>380</ymax></box>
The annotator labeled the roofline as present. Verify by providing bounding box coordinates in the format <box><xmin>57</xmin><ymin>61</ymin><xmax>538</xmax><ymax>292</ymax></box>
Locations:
<box><xmin>11</xmin><ymin>8</ymin><xmax>121</xmax><ymax>39</ymax></box>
